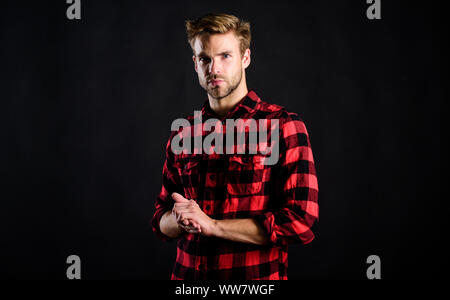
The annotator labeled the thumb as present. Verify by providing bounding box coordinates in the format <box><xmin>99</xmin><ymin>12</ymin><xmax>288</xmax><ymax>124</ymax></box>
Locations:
<box><xmin>172</xmin><ymin>192</ymin><xmax>188</xmax><ymax>203</ymax></box>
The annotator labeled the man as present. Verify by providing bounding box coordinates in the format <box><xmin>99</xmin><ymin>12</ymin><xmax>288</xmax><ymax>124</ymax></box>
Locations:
<box><xmin>152</xmin><ymin>13</ymin><xmax>319</xmax><ymax>280</ymax></box>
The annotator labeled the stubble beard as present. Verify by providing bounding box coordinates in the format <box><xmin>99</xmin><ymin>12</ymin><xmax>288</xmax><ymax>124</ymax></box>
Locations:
<box><xmin>202</xmin><ymin>69</ymin><xmax>243</xmax><ymax>101</ymax></box>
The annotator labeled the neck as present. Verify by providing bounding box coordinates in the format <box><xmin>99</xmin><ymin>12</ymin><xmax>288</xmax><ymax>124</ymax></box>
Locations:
<box><xmin>208</xmin><ymin>75</ymin><xmax>248</xmax><ymax>119</ymax></box>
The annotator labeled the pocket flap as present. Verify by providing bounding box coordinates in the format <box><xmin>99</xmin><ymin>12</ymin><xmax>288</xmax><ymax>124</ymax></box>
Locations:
<box><xmin>228</xmin><ymin>155</ymin><xmax>264</xmax><ymax>170</ymax></box>
<box><xmin>175</xmin><ymin>156</ymin><xmax>202</xmax><ymax>171</ymax></box>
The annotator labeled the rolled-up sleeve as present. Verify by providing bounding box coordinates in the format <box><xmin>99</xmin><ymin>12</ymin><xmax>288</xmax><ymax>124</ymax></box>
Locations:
<box><xmin>152</xmin><ymin>132</ymin><xmax>184</xmax><ymax>242</ymax></box>
<box><xmin>255</xmin><ymin>113</ymin><xmax>319</xmax><ymax>246</ymax></box>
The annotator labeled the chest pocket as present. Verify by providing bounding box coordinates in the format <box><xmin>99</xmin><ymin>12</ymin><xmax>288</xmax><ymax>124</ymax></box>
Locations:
<box><xmin>227</xmin><ymin>155</ymin><xmax>265</xmax><ymax>196</ymax></box>
<box><xmin>175</xmin><ymin>156</ymin><xmax>203</xmax><ymax>200</ymax></box>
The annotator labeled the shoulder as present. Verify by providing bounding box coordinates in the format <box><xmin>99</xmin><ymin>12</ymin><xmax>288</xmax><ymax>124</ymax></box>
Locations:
<box><xmin>253</xmin><ymin>94</ymin><xmax>313</xmax><ymax>145</ymax></box>
<box><xmin>256</xmin><ymin>97</ymin><xmax>306</xmax><ymax>129</ymax></box>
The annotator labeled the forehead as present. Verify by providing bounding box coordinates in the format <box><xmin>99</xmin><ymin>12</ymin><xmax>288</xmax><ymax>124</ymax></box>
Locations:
<box><xmin>193</xmin><ymin>31</ymin><xmax>240</xmax><ymax>55</ymax></box>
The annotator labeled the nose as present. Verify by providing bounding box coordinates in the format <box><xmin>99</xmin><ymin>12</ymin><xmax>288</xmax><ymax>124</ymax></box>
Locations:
<box><xmin>209</xmin><ymin>58</ymin><xmax>222</xmax><ymax>75</ymax></box>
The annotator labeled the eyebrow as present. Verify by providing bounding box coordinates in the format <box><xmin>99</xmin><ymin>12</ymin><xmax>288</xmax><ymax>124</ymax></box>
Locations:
<box><xmin>197</xmin><ymin>50</ymin><xmax>233</xmax><ymax>57</ymax></box>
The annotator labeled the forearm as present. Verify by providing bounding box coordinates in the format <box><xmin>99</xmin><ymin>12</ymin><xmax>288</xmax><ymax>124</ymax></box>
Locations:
<box><xmin>213</xmin><ymin>218</ymin><xmax>269</xmax><ymax>245</ymax></box>
<box><xmin>159</xmin><ymin>210</ymin><xmax>183</xmax><ymax>239</ymax></box>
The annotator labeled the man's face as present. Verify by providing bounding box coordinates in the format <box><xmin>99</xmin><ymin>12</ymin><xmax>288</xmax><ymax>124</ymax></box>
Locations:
<box><xmin>192</xmin><ymin>31</ymin><xmax>250</xmax><ymax>100</ymax></box>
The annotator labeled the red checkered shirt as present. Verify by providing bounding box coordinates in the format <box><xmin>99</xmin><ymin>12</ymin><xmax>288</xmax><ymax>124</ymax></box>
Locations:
<box><xmin>152</xmin><ymin>90</ymin><xmax>319</xmax><ymax>280</ymax></box>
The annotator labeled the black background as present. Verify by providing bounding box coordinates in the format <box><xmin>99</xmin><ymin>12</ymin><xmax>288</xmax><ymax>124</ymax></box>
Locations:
<box><xmin>1</xmin><ymin>0</ymin><xmax>448</xmax><ymax>279</ymax></box>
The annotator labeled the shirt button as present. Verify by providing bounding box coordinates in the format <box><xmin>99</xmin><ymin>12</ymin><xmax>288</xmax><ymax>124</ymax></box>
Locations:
<box><xmin>209</xmin><ymin>174</ymin><xmax>216</xmax><ymax>180</ymax></box>
<box><xmin>205</xmin><ymin>205</ymin><xmax>211</xmax><ymax>211</ymax></box>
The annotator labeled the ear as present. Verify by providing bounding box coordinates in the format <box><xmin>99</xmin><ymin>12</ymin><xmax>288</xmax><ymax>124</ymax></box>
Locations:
<box><xmin>192</xmin><ymin>55</ymin><xmax>198</xmax><ymax>73</ymax></box>
<box><xmin>242</xmin><ymin>48</ymin><xmax>251</xmax><ymax>69</ymax></box>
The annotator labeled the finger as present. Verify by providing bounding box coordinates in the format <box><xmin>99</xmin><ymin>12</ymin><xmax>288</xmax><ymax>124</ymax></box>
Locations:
<box><xmin>178</xmin><ymin>223</ymin><xmax>199</xmax><ymax>233</ymax></box>
<box><xmin>176</xmin><ymin>213</ymin><xmax>183</xmax><ymax>223</ymax></box>
<box><xmin>183</xmin><ymin>223</ymin><xmax>198</xmax><ymax>231</ymax></box>
<box><xmin>178</xmin><ymin>212</ymin><xmax>194</xmax><ymax>222</ymax></box>
<box><xmin>173</xmin><ymin>205</ymin><xmax>195</xmax><ymax>220</ymax></box>
<box><xmin>172</xmin><ymin>207</ymin><xmax>182</xmax><ymax>221</ymax></box>
<box><xmin>173</xmin><ymin>203</ymin><xmax>191</xmax><ymax>210</ymax></box>
<box><xmin>179</xmin><ymin>216</ymin><xmax>194</xmax><ymax>226</ymax></box>
<box><xmin>173</xmin><ymin>207</ymin><xmax>189</xmax><ymax>222</ymax></box>
<box><xmin>172</xmin><ymin>205</ymin><xmax>181</xmax><ymax>218</ymax></box>
<box><xmin>187</xmin><ymin>221</ymin><xmax>201</xmax><ymax>233</ymax></box>
<box><xmin>188</xmin><ymin>220</ymin><xmax>200</xmax><ymax>229</ymax></box>
<box><xmin>172</xmin><ymin>192</ymin><xmax>189</xmax><ymax>203</ymax></box>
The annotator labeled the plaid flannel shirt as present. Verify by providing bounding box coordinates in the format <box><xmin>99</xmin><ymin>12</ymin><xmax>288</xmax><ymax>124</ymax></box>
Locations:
<box><xmin>152</xmin><ymin>90</ymin><xmax>319</xmax><ymax>280</ymax></box>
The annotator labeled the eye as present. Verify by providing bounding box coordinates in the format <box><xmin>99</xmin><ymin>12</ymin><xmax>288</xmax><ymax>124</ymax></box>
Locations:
<box><xmin>199</xmin><ymin>57</ymin><xmax>210</xmax><ymax>63</ymax></box>
<box><xmin>223</xmin><ymin>54</ymin><xmax>231</xmax><ymax>58</ymax></box>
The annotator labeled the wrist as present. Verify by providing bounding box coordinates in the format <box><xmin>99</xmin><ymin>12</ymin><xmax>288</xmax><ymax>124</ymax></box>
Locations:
<box><xmin>209</xmin><ymin>218</ymin><xmax>222</xmax><ymax>237</ymax></box>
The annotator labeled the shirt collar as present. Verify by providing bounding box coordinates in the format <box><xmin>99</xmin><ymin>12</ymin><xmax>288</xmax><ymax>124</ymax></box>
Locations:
<box><xmin>201</xmin><ymin>90</ymin><xmax>261</xmax><ymax>120</ymax></box>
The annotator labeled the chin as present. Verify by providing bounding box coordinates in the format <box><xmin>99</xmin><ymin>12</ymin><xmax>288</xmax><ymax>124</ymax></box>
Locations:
<box><xmin>208</xmin><ymin>88</ymin><xmax>225</xmax><ymax>99</ymax></box>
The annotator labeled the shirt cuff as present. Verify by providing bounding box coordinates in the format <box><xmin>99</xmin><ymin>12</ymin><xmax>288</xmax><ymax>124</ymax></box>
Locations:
<box><xmin>254</xmin><ymin>212</ymin><xmax>278</xmax><ymax>245</ymax></box>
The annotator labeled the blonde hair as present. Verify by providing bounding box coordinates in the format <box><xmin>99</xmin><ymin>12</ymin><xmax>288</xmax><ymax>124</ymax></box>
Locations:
<box><xmin>186</xmin><ymin>13</ymin><xmax>251</xmax><ymax>56</ymax></box>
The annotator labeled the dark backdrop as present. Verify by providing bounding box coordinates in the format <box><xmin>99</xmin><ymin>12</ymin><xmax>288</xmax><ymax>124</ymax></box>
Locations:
<box><xmin>1</xmin><ymin>0</ymin><xmax>448</xmax><ymax>279</ymax></box>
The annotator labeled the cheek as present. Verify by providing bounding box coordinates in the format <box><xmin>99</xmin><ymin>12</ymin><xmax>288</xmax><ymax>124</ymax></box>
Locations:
<box><xmin>229</xmin><ymin>62</ymin><xmax>242</xmax><ymax>78</ymax></box>
<box><xmin>200</xmin><ymin>66</ymin><xmax>210</xmax><ymax>77</ymax></box>
<box><xmin>197</xmin><ymin>68</ymin><xmax>206</xmax><ymax>79</ymax></box>
<box><xmin>221</xmin><ymin>62</ymin><xmax>235</xmax><ymax>78</ymax></box>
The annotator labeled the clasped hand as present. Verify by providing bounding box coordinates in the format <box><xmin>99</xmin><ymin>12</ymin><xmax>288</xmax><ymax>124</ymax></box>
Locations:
<box><xmin>171</xmin><ymin>192</ymin><xmax>216</xmax><ymax>236</ymax></box>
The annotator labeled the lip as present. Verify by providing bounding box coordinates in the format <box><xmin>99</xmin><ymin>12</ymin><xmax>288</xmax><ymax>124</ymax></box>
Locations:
<box><xmin>209</xmin><ymin>79</ymin><xmax>224</xmax><ymax>86</ymax></box>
